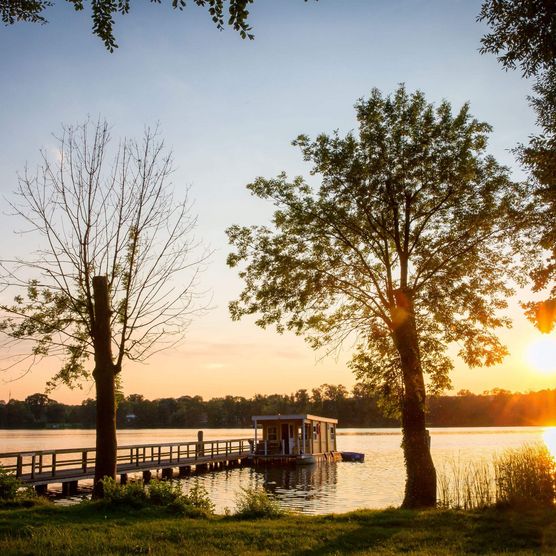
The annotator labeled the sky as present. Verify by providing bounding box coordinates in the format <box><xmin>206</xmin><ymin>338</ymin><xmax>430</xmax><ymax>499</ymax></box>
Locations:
<box><xmin>0</xmin><ymin>0</ymin><xmax>553</xmax><ymax>404</ymax></box>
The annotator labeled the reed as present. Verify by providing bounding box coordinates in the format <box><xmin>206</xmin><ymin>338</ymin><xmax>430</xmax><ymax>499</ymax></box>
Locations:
<box><xmin>494</xmin><ymin>444</ymin><xmax>555</xmax><ymax>507</ymax></box>
<box><xmin>437</xmin><ymin>457</ymin><xmax>494</xmax><ymax>509</ymax></box>
<box><xmin>438</xmin><ymin>443</ymin><xmax>556</xmax><ymax>509</ymax></box>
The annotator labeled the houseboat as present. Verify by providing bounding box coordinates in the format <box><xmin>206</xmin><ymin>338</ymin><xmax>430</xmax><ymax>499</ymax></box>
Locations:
<box><xmin>250</xmin><ymin>414</ymin><xmax>341</xmax><ymax>465</ymax></box>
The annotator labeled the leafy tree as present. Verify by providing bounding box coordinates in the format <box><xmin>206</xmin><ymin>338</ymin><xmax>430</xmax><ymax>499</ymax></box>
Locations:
<box><xmin>1</xmin><ymin>0</ymin><xmax>312</xmax><ymax>52</ymax></box>
<box><xmin>24</xmin><ymin>392</ymin><xmax>51</xmax><ymax>422</ymax></box>
<box><xmin>227</xmin><ymin>85</ymin><xmax>526</xmax><ymax>507</ymax></box>
<box><xmin>0</xmin><ymin>119</ymin><xmax>206</xmax><ymax>496</ymax></box>
<box><xmin>479</xmin><ymin>0</ymin><xmax>556</xmax><ymax>332</ymax></box>
<box><xmin>478</xmin><ymin>0</ymin><xmax>556</xmax><ymax>78</ymax></box>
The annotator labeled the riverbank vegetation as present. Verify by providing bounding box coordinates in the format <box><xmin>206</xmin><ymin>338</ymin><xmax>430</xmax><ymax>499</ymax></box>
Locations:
<box><xmin>2</xmin><ymin>386</ymin><xmax>556</xmax><ymax>429</ymax></box>
<box><xmin>438</xmin><ymin>444</ymin><xmax>556</xmax><ymax>510</ymax></box>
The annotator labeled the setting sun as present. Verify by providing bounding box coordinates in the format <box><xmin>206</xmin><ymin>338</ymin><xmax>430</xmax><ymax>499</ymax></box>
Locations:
<box><xmin>526</xmin><ymin>336</ymin><xmax>556</xmax><ymax>375</ymax></box>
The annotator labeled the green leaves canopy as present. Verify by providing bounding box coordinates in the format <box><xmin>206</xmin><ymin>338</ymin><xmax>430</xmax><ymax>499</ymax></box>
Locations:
<box><xmin>227</xmin><ymin>86</ymin><xmax>527</xmax><ymax>402</ymax></box>
<box><xmin>1</xmin><ymin>0</ymin><xmax>257</xmax><ymax>51</ymax></box>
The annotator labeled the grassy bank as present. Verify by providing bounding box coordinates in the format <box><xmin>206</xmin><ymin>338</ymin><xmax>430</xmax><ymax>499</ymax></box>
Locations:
<box><xmin>0</xmin><ymin>502</ymin><xmax>555</xmax><ymax>555</ymax></box>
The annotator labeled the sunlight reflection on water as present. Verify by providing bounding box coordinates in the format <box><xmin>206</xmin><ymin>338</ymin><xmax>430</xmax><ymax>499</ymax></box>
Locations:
<box><xmin>0</xmin><ymin>427</ymin><xmax>552</xmax><ymax>514</ymax></box>
<box><xmin>543</xmin><ymin>426</ymin><xmax>556</xmax><ymax>460</ymax></box>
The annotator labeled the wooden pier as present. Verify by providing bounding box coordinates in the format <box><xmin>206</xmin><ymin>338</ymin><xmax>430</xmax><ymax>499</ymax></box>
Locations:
<box><xmin>0</xmin><ymin>437</ymin><xmax>252</xmax><ymax>494</ymax></box>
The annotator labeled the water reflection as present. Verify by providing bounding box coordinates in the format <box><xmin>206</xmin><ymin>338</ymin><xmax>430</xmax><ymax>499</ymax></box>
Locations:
<box><xmin>543</xmin><ymin>427</ymin><xmax>556</xmax><ymax>459</ymax></box>
<box><xmin>0</xmin><ymin>427</ymin><xmax>553</xmax><ymax>514</ymax></box>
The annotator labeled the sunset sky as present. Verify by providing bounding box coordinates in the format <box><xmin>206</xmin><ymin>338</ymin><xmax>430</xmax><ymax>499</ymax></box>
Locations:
<box><xmin>0</xmin><ymin>0</ymin><xmax>553</xmax><ymax>404</ymax></box>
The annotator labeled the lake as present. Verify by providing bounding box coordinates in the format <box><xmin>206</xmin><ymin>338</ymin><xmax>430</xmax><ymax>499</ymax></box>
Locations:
<box><xmin>1</xmin><ymin>427</ymin><xmax>554</xmax><ymax>514</ymax></box>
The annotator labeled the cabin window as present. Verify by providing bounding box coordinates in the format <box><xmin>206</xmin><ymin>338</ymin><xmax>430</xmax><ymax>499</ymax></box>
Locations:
<box><xmin>330</xmin><ymin>426</ymin><xmax>335</xmax><ymax>438</ymax></box>
<box><xmin>313</xmin><ymin>424</ymin><xmax>318</xmax><ymax>439</ymax></box>
<box><xmin>267</xmin><ymin>426</ymin><xmax>277</xmax><ymax>441</ymax></box>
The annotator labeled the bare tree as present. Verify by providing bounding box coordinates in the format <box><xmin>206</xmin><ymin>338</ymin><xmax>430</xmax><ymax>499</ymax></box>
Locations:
<box><xmin>0</xmin><ymin>119</ymin><xmax>207</xmax><ymax>496</ymax></box>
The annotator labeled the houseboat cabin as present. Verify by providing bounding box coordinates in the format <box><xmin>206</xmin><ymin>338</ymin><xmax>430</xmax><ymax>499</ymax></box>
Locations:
<box><xmin>251</xmin><ymin>414</ymin><xmax>340</xmax><ymax>464</ymax></box>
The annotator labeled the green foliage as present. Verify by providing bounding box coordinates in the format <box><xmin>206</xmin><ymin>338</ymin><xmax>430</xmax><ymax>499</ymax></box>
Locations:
<box><xmin>99</xmin><ymin>477</ymin><xmax>214</xmax><ymax>516</ymax></box>
<box><xmin>478</xmin><ymin>0</ymin><xmax>556</xmax><ymax>77</ymax></box>
<box><xmin>479</xmin><ymin>0</ymin><xmax>556</xmax><ymax>334</ymax></box>
<box><xmin>494</xmin><ymin>444</ymin><xmax>556</xmax><ymax>507</ymax></box>
<box><xmin>0</xmin><ymin>0</ymin><xmax>316</xmax><ymax>51</ymax></box>
<box><xmin>234</xmin><ymin>487</ymin><xmax>285</xmax><ymax>519</ymax></box>
<box><xmin>228</xmin><ymin>85</ymin><xmax>526</xmax><ymax>410</ymax></box>
<box><xmin>99</xmin><ymin>477</ymin><xmax>149</xmax><ymax>507</ymax></box>
<box><xmin>0</xmin><ymin>467</ymin><xmax>23</xmax><ymax>500</ymax></box>
<box><xmin>183</xmin><ymin>481</ymin><xmax>215</xmax><ymax>515</ymax></box>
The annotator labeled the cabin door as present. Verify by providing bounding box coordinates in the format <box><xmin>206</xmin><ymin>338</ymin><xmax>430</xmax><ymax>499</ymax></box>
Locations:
<box><xmin>281</xmin><ymin>424</ymin><xmax>290</xmax><ymax>455</ymax></box>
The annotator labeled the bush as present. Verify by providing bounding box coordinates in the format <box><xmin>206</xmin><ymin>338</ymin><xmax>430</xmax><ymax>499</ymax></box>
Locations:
<box><xmin>234</xmin><ymin>487</ymin><xmax>285</xmax><ymax>519</ymax></box>
<box><xmin>0</xmin><ymin>467</ymin><xmax>23</xmax><ymax>501</ymax></box>
<box><xmin>100</xmin><ymin>477</ymin><xmax>148</xmax><ymax>508</ymax></box>
<box><xmin>148</xmin><ymin>479</ymin><xmax>183</xmax><ymax>506</ymax></box>
<box><xmin>98</xmin><ymin>476</ymin><xmax>214</xmax><ymax>517</ymax></box>
<box><xmin>494</xmin><ymin>444</ymin><xmax>556</xmax><ymax>507</ymax></box>
<box><xmin>182</xmin><ymin>482</ymin><xmax>215</xmax><ymax>515</ymax></box>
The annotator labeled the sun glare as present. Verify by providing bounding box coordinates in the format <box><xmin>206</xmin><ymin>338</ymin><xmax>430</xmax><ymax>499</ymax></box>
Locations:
<box><xmin>525</xmin><ymin>336</ymin><xmax>556</xmax><ymax>375</ymax></box>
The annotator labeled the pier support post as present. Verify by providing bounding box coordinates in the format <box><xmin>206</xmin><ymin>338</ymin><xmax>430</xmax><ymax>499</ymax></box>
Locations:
<box><xmin>179</xmin><ymin>466</ymin><xmax>191</xmax><ymax>476</ymax></box>
<box><xmin>143</xmin><ymin>470</ymin><xmax>152</xmax><ymax>484</ymax></box>
<box><xmin>120</xmin><ymin>473</ymin><xmax>128</xmax><ymax>485</ymax></box>
<box><xmin>196</xmin><ymin>431</ymin><xmax>204</xmax><ymax>459</ymax></box>
<box><xmin>35</xmin><ymin>484</ymin><xmax>48</xmax><ymax>496</ymax></box>
<box><xmin>62</xmin><ymin>481</ymin><xmax>78</xmax><ymax>496</ymax></box>
<box><xmin>162</xmin><ymin>467</ymin><xmax>173</xmax><ymax>480</ymax></box>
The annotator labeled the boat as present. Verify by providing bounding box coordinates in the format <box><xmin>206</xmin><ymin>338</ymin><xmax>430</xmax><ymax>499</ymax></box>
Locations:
<box><xmin>341</xmin><ymin>451</ymin><xmax>365</xmax><ymax>463</ymax></box>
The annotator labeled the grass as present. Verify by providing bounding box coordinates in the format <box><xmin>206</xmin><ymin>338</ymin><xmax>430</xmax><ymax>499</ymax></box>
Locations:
<box><xmin>0</xmin><ymin>501</ymin><xmax>555</xmax><ymax>554</ymax></box>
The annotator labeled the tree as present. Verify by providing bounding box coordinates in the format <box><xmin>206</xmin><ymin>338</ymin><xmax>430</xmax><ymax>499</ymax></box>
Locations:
<box><xmin>478</xmin><ymin>0</ymin><xmax>556</xmax><ymax>78</ymax></box>
<box><xmin>479</xmin><ymin>0</ymin><xmax>556</xmax><ymax>332</ymax></box>
<box><xmin>0</xmin><ymin>119</ymin><xmax>205</xmax><ymax>496</ymax></box>
<box><xmin>1</xmin><ymin>0</ymin><xmax>312</xmax><ymax>52</ymax></box>
<box><xmin>227</xmin><ymin>85</ymin><xmax>526</xmax><ymax>508</ymax></box>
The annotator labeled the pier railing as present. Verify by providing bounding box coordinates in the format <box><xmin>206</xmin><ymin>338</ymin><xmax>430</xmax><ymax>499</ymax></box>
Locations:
<box><xmin>0</xmin><ymin>438</ymin><xmax>252</xmax><ymax>483</ymax></box>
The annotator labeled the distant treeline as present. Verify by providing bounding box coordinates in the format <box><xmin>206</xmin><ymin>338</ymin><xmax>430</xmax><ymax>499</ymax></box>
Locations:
<box><xmin>1</xmin><ymin>385</ymin><xmax>556</xmax><ymax>429</ymax></box>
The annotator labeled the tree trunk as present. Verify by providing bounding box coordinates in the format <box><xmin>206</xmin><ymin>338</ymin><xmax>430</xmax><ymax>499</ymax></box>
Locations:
<box><xmin>392</xmin><ymin>288</ymin><xmax>436</xmax><ymax>508</ymax></box>
<box><xmin>92</xmin><ymin>276</ymin><xmax>117</xmax><ymax>499</ymax></box>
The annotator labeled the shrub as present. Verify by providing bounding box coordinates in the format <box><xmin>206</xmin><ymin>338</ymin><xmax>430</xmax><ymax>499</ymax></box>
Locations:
<box><xmin>98</xmin><ymin>476</ymin><xmax>214</xmax><ymax>516</ymax></box>
<box><xmin>234</xmin><ymin>487</ymin><xmax>285</xmax><ymax>519</ymax></box>
<box><xmin>494</xmin><ymin>444</ymin><xmax>556</xmax><ymax>507</ymax></box>
<box><xmin>182</xmin><ymin>482</ymin><xmax>215</xmax><ymax>515</ymax></box>
<box><xmin>148</xmin><ymin>479</ymin><xmax>184</xmax><ymax>506</ymax></box>
<box><xmin>0</xmin><ymin>467</ymin><xmax>23</xmax><ymax>500</ymax></box>
<box><xmin>100</xmin><ymin>477</ymin><xmax>148</xmax><ymax>508</ymax></box>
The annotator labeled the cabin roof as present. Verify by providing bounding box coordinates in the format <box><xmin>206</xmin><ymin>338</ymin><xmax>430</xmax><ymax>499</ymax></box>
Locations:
<box><xmin>251</xmin><ymin>414</ymin><xmax>338</xmax><ymax>424</ymax></box>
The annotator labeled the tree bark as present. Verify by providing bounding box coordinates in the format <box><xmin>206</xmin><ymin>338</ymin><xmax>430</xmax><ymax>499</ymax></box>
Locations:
<box><xmin>392</xmin><ymin>288</ymin><xmax>437</xmax><ymax>508</ymax></box>
<box><xmin>92</xmin><ymin>276</ymin><xmax>117</xmax><ymax>499</ymax></box>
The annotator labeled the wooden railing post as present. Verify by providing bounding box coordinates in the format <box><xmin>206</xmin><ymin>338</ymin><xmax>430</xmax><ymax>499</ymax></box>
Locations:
<box><xmin>82</xmin><ymin>451</ymin><xmax>88</xmax><ymax>473</ymax></box>
<box><xmin>51</xmin><ymin>454</ymin><xmax>57</xmax><ymax>477</ymax></box>
<box><xmin>30</xmin><ymin>454</ymin><xmax>36</xmax><ymax>479</ymax></box>
<box><xmin>16</xmin><ymin>455</ymin><xmax>22</xmax><ymax>478</ymax></box>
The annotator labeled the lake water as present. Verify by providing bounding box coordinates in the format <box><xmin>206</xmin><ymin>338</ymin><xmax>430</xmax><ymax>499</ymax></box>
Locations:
<box><xmin>1</xmin><ymin>427</ymin><xmax>554</xmax><ymax>514</ymax></box>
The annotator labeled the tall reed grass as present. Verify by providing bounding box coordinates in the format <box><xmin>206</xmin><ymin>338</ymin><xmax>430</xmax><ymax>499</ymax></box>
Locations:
<box><xmin>437</xmin><ymin>443</ymin><xmax>556</xmax><ymax>509</ymax></box>
<box><xmin>494</xmin><ymin>444</ymin><xmax>555</xmax><ymax>507</ymax></box>
<box><xmin>437</xmin><ymin>457</ymin><xmax>494</xmax><ymax>509</ymax></box>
